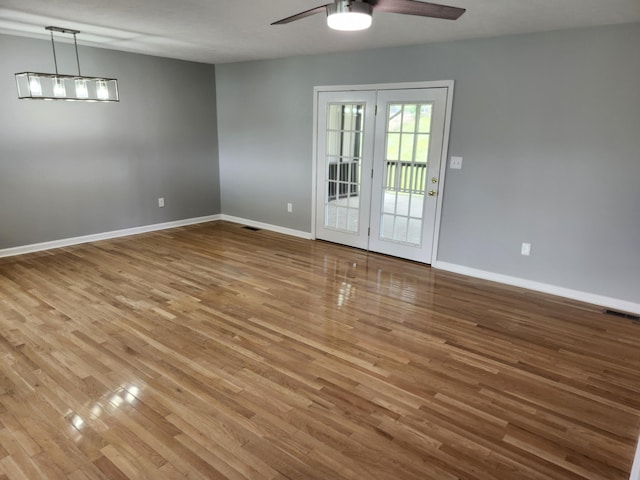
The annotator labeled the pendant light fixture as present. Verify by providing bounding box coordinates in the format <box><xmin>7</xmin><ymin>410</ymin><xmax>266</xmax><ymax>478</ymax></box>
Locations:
<box><xmin>15</xmin><ymin>26</ymin><xmax>119</xmax><ymax>102</ymax></box>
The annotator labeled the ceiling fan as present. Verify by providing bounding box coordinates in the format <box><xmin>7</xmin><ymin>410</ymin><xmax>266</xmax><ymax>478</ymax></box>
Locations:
<box><xmin>272</xmin><ymin>0</ymin><xmax>465</xmax><ymax>31</ymax></box>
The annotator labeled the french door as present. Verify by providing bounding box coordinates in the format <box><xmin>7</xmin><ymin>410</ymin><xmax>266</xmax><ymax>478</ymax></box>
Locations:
<box><xmin>315</xmin><ymin>85</ymin><xmax>450</xmax><ymax>264</ymax></box>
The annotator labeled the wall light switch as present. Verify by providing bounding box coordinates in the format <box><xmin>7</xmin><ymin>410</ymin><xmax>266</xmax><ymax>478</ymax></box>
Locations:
<box><xmin>521</xmin><ymin>242</ymin><xmax>531</xmax><ymax>256</ymax></box>
<box><xmin>450</xmin><ymin>156</ymin><xmax>463</xmax><ymax>170</ymax></box>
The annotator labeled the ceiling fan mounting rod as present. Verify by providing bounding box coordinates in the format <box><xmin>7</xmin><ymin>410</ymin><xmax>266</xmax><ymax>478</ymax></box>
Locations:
<box><xmin>342</xmin><ymin>0</ymin><xmax>366</xmax><ymax>8</ymax></box>
<box><xmin>328</xmin><ymin>0</ymin><xmax>373</xmax><ymax>17</ymax></box>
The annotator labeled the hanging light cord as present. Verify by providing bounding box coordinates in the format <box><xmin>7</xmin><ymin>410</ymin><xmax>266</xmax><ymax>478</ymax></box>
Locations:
<box><xmin>73</xmin><ymin>32</ymin><xmax>81</xmax><ymax>76</ymax></box>
<box><xmin>48</xmin><ymin>28</ymin><xmax>83</xmax><ymax>76</ymax></box>
<box><xmin>50</xmin><ymin>29</ymin><xmax>59</xmax><ymax>75</ymax></box>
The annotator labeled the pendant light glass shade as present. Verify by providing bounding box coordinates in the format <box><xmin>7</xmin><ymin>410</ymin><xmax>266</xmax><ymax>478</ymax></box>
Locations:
<box><xmin>75</xmin><ymin>79</ymin><xmax>88</xmax><ymax>98</ymax></box>
<box><xmin>14</xmin><ymin>26</ymin><xmax>119</xmax><ymax>102</ymax></box>
<box><xmin>29</xmin><ymin>76</ymin><xmax>42</xmax><ymax>96</ymax></box>
<box><xmin>53</xmin><ymin>77</ymin><xmax>66</xmax><ymax>97</ymax></box>
<box><xmin>327</xmin><ymin>1</ymin><xmax>373</xmax><ymax>31</ymax></box>
<box><xmin>96</xmin><ymin>80</ymin><xmax>109</xmax><ymax>100</ymax></box>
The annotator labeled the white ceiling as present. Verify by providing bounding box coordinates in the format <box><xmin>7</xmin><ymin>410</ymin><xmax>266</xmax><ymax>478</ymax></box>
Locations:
<box><xmin>1</xmin><ymin>0</ymin><xmax>639</xmax><ymax>64</ymax></box>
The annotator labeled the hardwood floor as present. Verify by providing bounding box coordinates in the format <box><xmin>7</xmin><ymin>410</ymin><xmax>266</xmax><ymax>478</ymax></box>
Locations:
<box><xmin>0</xmin><ymin>221</ymin><xmax>638</xmax><ymax>479</ymax></box>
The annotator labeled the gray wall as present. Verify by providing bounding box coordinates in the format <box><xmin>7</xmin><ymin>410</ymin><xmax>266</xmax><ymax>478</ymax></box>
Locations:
<box><xmin>0</xmin><ymin>34</ymin><xmax>220</xmax><ymax>249</ymax></box>
<box><xmin>216</xmin><ymin>23</ymin><xmax>640</xmax><ymax>304</ymax></box>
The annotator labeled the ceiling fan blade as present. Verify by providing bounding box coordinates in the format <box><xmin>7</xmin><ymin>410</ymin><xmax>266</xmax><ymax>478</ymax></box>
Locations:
<box><xmin>370</xmin><ymin>0</ymin><xmax>465</xmax><ymax>20</ymax></box>
<box><xmin>271</xmin><ymin>4</ymin><xmax>331</xmax><ymax>25</ymax></box>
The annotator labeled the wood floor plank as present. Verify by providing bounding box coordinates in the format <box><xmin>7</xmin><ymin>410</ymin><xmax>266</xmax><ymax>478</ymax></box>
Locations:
<box><xmin>0</xmin><ymin>221</ymin><xmax>638</xmax><ymax>479</ymax></box>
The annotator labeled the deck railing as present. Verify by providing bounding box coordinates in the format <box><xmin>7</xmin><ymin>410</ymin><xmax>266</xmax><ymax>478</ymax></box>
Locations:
<box><xmin>328</xmin><ymin>160</ymin><xmax>359</xmax><ymax>200</ymax></box>
<box><xmin>327</xmin><ymin>160</ymin><xmax>427</xmax><ymax>200</ymax></box>
<box><xmin>385</xmin><ymin>161</ymin><xmax>426</xmax><ymax>194</ymax></box>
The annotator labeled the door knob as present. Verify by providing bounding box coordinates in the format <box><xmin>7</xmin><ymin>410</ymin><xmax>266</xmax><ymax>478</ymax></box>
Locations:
<box><xmin>431</xmin><ymin>177</ymin><xmax>438</xmax><ymax>184</ymax></box>
<box><xmin>428</xmin><ymin>190</ymin><xmax>437</xmax><ymax>196</ymax></box>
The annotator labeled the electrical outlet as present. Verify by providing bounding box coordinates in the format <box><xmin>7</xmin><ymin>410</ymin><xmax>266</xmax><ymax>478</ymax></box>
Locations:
<box><xmin>158</xmin><ymin>197</ymin><xmax>165</xmax><ymax>208</ymax></box>
<box><xmin>287</xmin><ymin>203</ymin><xmax>293</xmax><ymax>213</ymax></box>
<box><xmin>521</xmin><ymin>242</ymin><xmax>531</xmax><ymax>256</ymax></box>
<box><xmin>450</xmin><ymin>156</ymin><xmax>463</xmax><ymax>170</ymax></box>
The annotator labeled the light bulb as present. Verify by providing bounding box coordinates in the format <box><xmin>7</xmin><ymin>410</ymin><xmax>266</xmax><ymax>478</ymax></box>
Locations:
<box><xmin>75</xmin><ymin>79</ymin><xmax>88</xmax><ymax>99</ymax></box>
<box><xmin>327</xmin><ymin>12</ymin><xmax>372</xmax><ymax>31</ymax></box>
<box><xmin>29</xmin><ymin>76</ymin><xmax>42</xmax><ymax>96</ymax></box>
<box><xmin>96</xmin><ymin>80</ymin><xmax>109</xmax><ymax>100</ymax></box>
<box><xmin>53</xmin><ymin>78</ymin><xmax>66</xmax><ymax>97</ymax></box>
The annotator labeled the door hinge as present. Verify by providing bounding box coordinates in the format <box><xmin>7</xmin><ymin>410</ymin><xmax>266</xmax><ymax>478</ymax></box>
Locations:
<box><xmin>368</xmin><ymin>227</ymin><xmax>370</xmax><ymax>236</ymax></box>
<box><xmin>375</xmin><ymin>105</ymin><xmax>378</xmax><ymax>115</ymax></box>
<box><xmin>371</xmin><ymin>169</ymin><xmax>374</xmax><ymax>178</ymax></box>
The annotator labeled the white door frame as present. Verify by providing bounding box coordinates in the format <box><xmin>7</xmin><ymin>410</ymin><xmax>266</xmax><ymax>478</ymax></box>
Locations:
<box><xmin>311</xmin><ymin>80</ymin><xmax>455</xmax><ymax>264</ymax></box>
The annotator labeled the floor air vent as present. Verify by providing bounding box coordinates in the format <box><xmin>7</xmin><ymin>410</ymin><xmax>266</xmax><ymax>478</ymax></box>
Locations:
<box><xmin>242</xmin><ymin>226</ymin><xmax>261</xmax><ymax>232</ymax></box>
<box><xmin>603</xmin><ymin>309</ymin><xmax>640</xmax><ymax>322</ymax></box>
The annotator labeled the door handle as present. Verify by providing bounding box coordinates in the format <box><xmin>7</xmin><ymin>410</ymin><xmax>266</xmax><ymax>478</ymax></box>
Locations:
<box><xmin>428</xmin><ymin>190</ymin><xmax>437</xmax><ymax>196</ymax></box>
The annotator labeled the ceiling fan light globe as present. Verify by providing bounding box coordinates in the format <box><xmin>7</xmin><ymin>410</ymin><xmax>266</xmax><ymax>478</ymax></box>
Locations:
<box><xmin>327</xmin><ymin>12</ymin><xmax>372</xmax><ymax>31</ymax></box>
<box><xmin>326</xmin><ymin>1</ymin><xmax>373</xmax><ymax>31</ymax></box>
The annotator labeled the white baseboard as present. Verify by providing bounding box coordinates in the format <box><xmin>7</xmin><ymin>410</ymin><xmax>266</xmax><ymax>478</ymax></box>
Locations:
<box><xmin>3</xmin><ymin>218</ymin><xmax>636</xmax><ymax>317</ymax></box>
<box><xmin>220</xmin><ymin>215</ymin><xmax>313</xmax><ymax>240</ymax></box>
<box><xmin>434</xmin><ymin>261</ymin><xmax>640</xmax><ymax>316</ymax></box>
<box><xmin>631</xmin><ymin>438</ymin><xmax>640</xmax><ymax>480</ymax></box>
<box><xmin>0</xmin><ymin>214</ymin><xmax>222</xmax><ymax>259</ymax></box>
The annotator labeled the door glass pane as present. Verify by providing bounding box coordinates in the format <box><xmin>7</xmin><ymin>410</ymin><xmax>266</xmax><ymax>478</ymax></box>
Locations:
<box><xmin>408</xmin><ymin>218</ymin><xmax>423</xmax><ymax>245</ymax></box>
<box><xmin>382</xmin><ymin>214</ymin><xmax>394</xmax><ymax>239</ymax></box>
<box><xmin>418</xmin><ymin>105</ymin><xmax>432</xmax><ymax>133</ymax></box>
<box><xmin>383</xmin><ymin>191</ymin><xmax>395</xmax><ymax>214</ymax></box>
<box><xmin>386</xmin><ymin>133</ymin><xmax>400</xmax><ymax>161</ymax></box>
<box><xmin>379</xmin><ymin>101</ymin><xmax>434</xmax><ymax>246</ymax></box>
<box><xmin>400</xmin><ymin>133</ymin><xmax>415</xmax><ymax>161</ymax></box>
<box><xmin>336</xmin><ymin>207</ymin><xmax>349</xmax><ymax>230</ymax></box>
<box><xmin>395</xmin><ymin>193</ymin><xmax>409</xmax><ymax>216</ymax></box>
<box><xmin>326</xmin><ymin>204</ymin><xmax>337</xmax><ymax>228</ymax></box>
<box><xmin>393</xmin><ymin>217</ymin><xmax>408</xmax><ymax>243</ymax></box>
<box><xmin>388</xmin><ymin>104</ymin><xmax>402</xmax><ymax>132</ymax></box>
<box><xmin>402</xmin><ymin>105</ymin><xmax>417</xmax><ymax>132</ymax></box>
<box><xmin>409</xmin><ymin>194</ymin><xmax>424</xmax><ymax>218</ymax></box>
<box><xmin>324</xmin><ymin>103</ymin><xmax>365</xmax><ymax>233</ymax></box>
<box><xmin>326</xmin><ymin>132</ymin><xmax>341</xmax><ymax>156</ymax></box>
<box><xmin>415</xmin><ymin>134</ymin><xmax>430</xmax><ymax>163</ymax></box>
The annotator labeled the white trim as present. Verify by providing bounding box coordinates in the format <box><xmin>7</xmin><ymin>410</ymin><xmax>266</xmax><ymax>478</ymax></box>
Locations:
<box><xmin>631</xmin><ymin>436</ymin><xmax>640</xmax><ymax>480</ymax></box>
<box><xmin>629</xmin><ymin>438</ymin><xmax>640</xmax><ymax>480</ymax></box>
<box><xmin>311</xmin><ymin>87</ymin><xmax>319</xmax><ymax>240</ymax></box>
<box><xmin>314</xmin><ymin>80</ymin><xmax>456</xmax><ymax>93</ymax></box>
<box><xmin>0</xmin><ymin>215</ymin><xmax>221</xmax><ymax>258</ymax></box>
<box><xmin>431</xmin><ymin>83</ymin><xmax>455</xmax><ymax>264</ymax></box>
<box><xmin>434</xmin><ymin>261</ymin><xmax>640</xmax><ymax>316</ymax></box>
<box><xmin>220</xmin><ymin>215</ymin><xmax>313</xmax><ymax>240</ymax></box>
